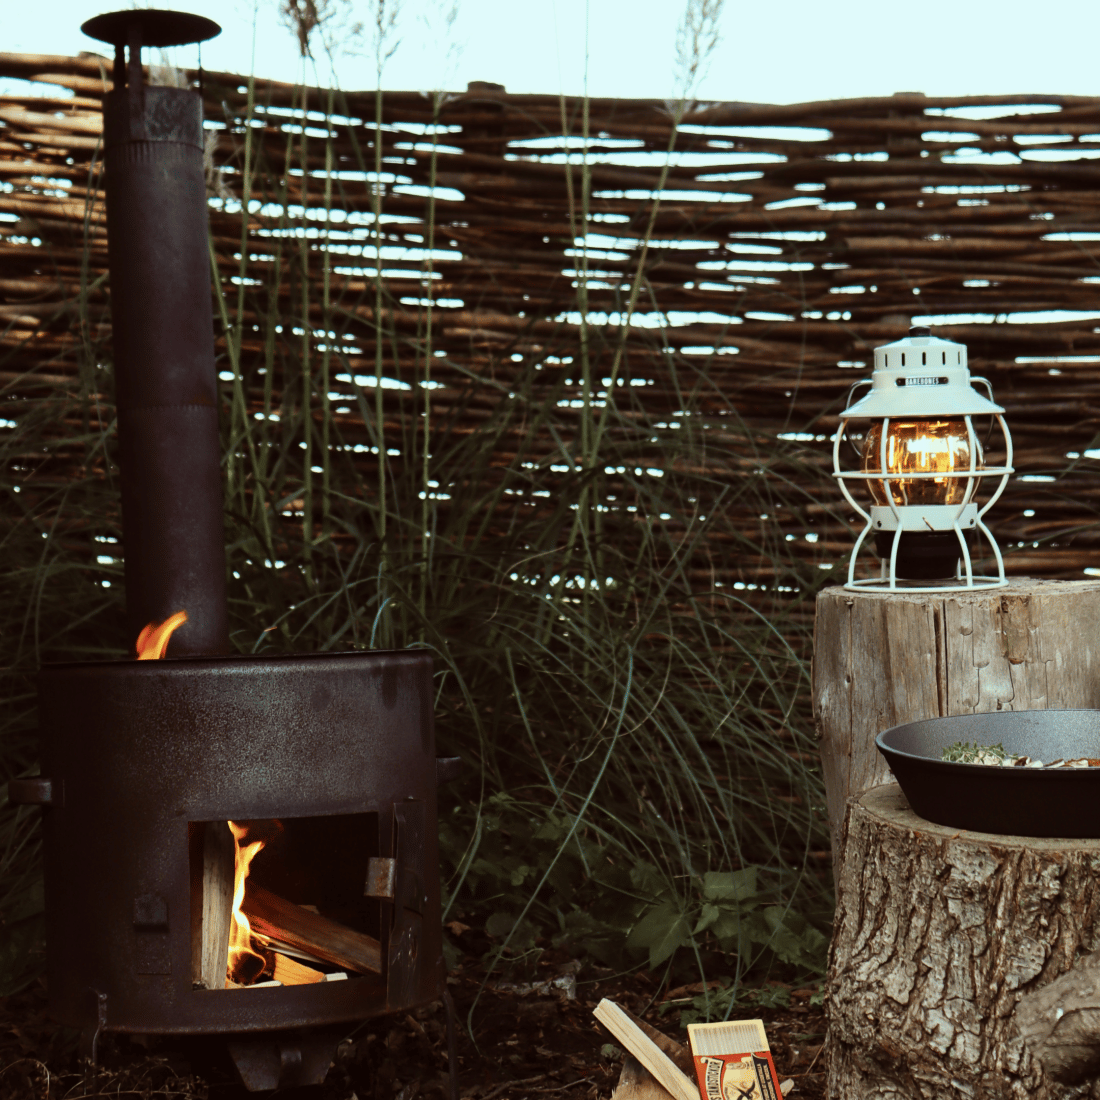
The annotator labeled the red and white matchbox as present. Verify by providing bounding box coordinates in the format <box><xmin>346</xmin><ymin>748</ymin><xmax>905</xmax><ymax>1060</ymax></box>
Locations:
<box><xmin>686</xmin><ymin>1018</ymin><xmax>782</xmax><ymax>1100</ymax></box>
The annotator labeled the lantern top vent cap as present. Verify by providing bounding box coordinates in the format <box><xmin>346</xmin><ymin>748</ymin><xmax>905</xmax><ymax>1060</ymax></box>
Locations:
<box><xmin>81</xmin><ymin>9</ymin><xmax>221</xmax><ymax>49</ymax></box>
<box><xmin>840</xmin><ymin>326</ymin><xmax>1004</xmax><ymax>419</ymax></box>
<box><xmin>873</xmin><ymin>327</ymin><xmax>967</xmax><ymax>369</ymax></box>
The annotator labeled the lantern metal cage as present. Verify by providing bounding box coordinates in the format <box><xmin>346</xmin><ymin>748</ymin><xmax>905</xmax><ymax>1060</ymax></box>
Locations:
<box><xmin>832</xmin><ymin>327</ymin><xmax>1014</xmax><ymax>593</ymax></box>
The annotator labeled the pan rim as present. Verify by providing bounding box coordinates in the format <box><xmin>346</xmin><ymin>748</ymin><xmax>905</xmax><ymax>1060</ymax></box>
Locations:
<box><xmin>877</xmin><ymin>708</ymin><xmax>1100</xmax><ymax>771</ymax></box>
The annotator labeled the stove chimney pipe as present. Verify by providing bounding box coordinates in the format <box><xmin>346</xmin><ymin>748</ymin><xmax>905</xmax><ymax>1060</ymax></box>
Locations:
<box><xmin>82</xmin><ymin>9</ymin><xmax>228</xmax><ymax>657</ymax></box>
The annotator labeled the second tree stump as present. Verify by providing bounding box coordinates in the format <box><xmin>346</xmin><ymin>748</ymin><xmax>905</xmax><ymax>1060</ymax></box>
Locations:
<box><xmin>828</xmin><ymin>784</ymin><xmax>1100</xmax><ymax>1099</ymax></box>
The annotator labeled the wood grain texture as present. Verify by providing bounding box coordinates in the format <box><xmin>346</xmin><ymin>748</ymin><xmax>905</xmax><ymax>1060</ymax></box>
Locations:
<box><xmin>828</xmin><ymin>783</ymin><xmax>1100</xmax><ymax>1100</ymax></box>
<box><xmin>243</xmin><ymin>882</ymin><xmax>382</xmax><ymax>976</ymax></box>
<box><xmin>594</xmin><ymin>1000</ymin><xmax>696</xmax><ymax>1100</ymax></box>
<box><xmin>812</xmin><ymin>579</ymin><xmax>1100</xmax><ymax>873</ymax></box>
<box><xmin>611</xmin><ymin>1056</ymin><xmax>678</xmax><ymax>1100</ymax></box>
<box><xmin>192</xmin><ymin>820</ymin><xmax>235</xmax><ymax>991</ymax></box>
<box><xmin>606</xmin><ymin>1005</ymin><xmax>693</xmax><ymax>1100</ymax></box>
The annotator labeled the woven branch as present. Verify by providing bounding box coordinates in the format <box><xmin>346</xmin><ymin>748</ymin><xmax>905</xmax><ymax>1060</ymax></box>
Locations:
<box><xmin>3</xmin><ymin>56</ymin><xmax>1100</xmax><ymax>588</ymax></box>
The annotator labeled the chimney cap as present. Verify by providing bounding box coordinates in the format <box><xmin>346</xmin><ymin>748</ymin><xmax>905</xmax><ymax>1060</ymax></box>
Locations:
<box><xmin>81</xmin><ymin>9</ymin><xmax>221</xmax><ymax>49</ymax></box>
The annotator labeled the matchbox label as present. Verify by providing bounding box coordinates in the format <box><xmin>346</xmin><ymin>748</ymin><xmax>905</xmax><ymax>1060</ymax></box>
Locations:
<box><xmin>695</xmin><ymin>1052</ymin><xmax>780</xmax><ymax>1100</ymax></box>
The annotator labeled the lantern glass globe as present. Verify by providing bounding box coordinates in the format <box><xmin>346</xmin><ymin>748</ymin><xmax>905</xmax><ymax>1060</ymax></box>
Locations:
<box><xmin>861</xmin><ymin>418</ymin><xmax>982</xmax><ymax>508</ymax></box>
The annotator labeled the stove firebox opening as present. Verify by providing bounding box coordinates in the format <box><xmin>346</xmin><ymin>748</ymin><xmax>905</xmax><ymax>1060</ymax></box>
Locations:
<box><xmin>189</xmin><ymin>813</ymin><xmax>387</xmax><ymax>992</ymax></box>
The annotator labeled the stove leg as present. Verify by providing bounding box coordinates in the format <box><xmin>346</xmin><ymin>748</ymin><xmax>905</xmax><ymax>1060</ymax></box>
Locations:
<box><xmin>442</xmin><ymin>988</ymin><xmax>459</xmax><ymax>1100</ymax></box>
<box><xmin>79</xmin><ymin>1024</ymin><xmax>100</xmax><ymax>1067</ymax></box>
<box><xmin>79</xmin><ymin>988</ymin><xmax>108</xmax><ymax>1083</ymax></box>
<box><xmin>226</xmin><ymin>1027</ymin><xmax>344</xmax><ymax>1091</ymax></box>
<box><xmin>79</xmin><ymin>1023</ymin><xmax>102</xmax><ymax>1097</ymax></box>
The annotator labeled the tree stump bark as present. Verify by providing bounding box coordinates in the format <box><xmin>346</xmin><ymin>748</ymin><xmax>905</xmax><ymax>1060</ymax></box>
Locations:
<box><xmin>828</xmin><ymin>783</ymin><xmax>1100</xmax><ymax>1100</ymax></box>
<box><xmin>812</xmin><ymin>578</ymin><xmax>1100</xmax><ymax>877</ymax></box>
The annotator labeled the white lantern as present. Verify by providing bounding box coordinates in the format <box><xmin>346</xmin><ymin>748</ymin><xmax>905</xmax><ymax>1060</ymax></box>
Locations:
<box><xmin>832</xmin><ymin>326</ymin><xmax>1013</xmax><ymax>592</ymax></box>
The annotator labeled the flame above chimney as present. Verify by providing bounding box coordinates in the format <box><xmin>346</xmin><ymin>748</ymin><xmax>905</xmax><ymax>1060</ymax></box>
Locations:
<box><xmin>135</xmin><ymin>610</ymin><xmax>188</xmax><ymax>659</ymax></box>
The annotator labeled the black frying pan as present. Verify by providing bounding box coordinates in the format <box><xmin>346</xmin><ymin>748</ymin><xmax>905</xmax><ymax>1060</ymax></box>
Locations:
<box><xmin>875</xmin><ymin>709</ymin><xmax>1100</xmax><ymax>838</ymax></box>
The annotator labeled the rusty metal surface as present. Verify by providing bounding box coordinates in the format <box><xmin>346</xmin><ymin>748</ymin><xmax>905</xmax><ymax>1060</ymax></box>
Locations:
<box><xmin>364</xmin><ymin>857</ymin><xmax>396</xmax><ymax>899</ymax></box>
<box><xmin>103</xmin><ymin>64</ymin><xmax>227</xmax><ymax>657</ymax></box>
<box><xmin>36</xmin><ymin>649</ymin><xmax>442</xmax><ymax>1034</ymax></box>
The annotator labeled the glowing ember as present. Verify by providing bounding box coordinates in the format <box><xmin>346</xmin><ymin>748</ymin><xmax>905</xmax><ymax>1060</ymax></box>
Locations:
<box><xmin>227</xmin><ymin>821</ymin><xmax>267</xmax><ymax>985</ymax></box>
<box><xmin>135</xmin><ymin>610</ymin><xmax>188</xmax><ymax>660</ymax></box>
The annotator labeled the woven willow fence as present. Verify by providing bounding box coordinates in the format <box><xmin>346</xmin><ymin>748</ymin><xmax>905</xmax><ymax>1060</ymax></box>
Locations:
<box><xmin>4</xmin><ymin>52</ymin><xmax>1100</xmax><ymax>594</ymax></box>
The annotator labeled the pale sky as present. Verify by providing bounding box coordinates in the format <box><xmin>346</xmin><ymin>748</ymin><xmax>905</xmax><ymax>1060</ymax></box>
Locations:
<box><xmin>3</xmin><ymin>0</ymin><xmax>1099</xmax><ymax>105</ymax></box>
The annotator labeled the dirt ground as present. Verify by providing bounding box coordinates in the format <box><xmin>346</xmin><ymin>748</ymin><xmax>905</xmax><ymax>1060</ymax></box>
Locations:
<box><xmin>0</xmin><ymin>959</ymin><xmax>826</xmax><ymax>1100</ymax></box>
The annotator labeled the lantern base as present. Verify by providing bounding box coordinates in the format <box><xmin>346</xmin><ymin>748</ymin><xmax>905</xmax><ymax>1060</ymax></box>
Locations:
<box><xmin>873</xmin><ymin>530</ymin><xmax>975</xmax><ymax>580</ymax></box>
<box><xmin>844</xmin><ymin>515</ymin><xmax>1007</xmax><ymax>593</ymax></box>
<box><xmin>844</xmin><ymin>573</ymin><xmax>1008</xmax><ymax>594</ymax></box>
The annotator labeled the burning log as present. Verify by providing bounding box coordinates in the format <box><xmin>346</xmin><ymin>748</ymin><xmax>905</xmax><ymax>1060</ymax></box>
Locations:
<box><xmin>226</xmin><ymin>821</ymin><xmax>275</xmax><ymax>986</ymax></box>
<box><xmin>190</xmin><ymin>820</ymin><xmax>235</xmax><ymax>991</ymax></box>
<box><xmin>243</xmin><ymin>882</ymin><xmax>382</xmax><ymax>976</ymax></box>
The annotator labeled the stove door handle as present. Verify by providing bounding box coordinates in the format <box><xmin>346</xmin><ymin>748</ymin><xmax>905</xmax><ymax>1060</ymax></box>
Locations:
<box><xmin>436</xmin><ymin>757</ymin><xmax>464</xmax><ymax>785</ymax></box>
<box><xmin>8</xmin><ymin>776</ymin><xmax>58</xmax><ymax>807</ymax></box>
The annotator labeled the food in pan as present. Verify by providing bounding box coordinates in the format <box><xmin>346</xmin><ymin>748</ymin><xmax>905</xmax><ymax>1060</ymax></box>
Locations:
<box><xmin>940</xmin><ymin>741</ymin><xmax>1100</xmax><ymax>768</ymax></box>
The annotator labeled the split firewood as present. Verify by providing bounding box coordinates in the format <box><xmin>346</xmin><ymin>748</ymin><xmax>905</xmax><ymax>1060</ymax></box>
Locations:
<box><xmin>192</xmin><ymin>820</ymin><xmax>235</xmax><ymax>990</ymax></box>
<box><xmin>619</xmin><ymin>1005</ymin><xmax>695</xmax><ymax>1077</ymax></box>
<box><xmin>229</xmin><ymin>969</ymin><xmax>346</xmax><ymax>990</ymax></box>
<box><xmin>243</xmin><ymin>881</ymin><xmax>382</xmax><ymax>975</ymax></box>
<box><xmin>613</xmin><ymin>1055</ymin><xmax>678</xmax><ymax>1100</ymax></box>
<box><xmin>270</xmin><ymin>951</ymin><xmax>325</xmax><ymax>986</ymax></box>
<box><xmin>594</xmin><ymin>1000</ymin><xmax>696</xmax><ymax>1100</ymax></box>
<box><xmin>257</xmin><ymin>937</ymin><xmax>328</xmax><ymax>967</ymax></box>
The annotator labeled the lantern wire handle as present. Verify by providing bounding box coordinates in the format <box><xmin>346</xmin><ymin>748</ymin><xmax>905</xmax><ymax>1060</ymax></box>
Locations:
<box><xmin>972</xmin><ymin>376</ymin><xmax>999</xmax><ymax>449</ymax></box>
<box><xmin>979</xmin><ymin>414</ymin><xmax>1013</xmax><ymax>517</ymax></box>
<box><xmin>839</xmin><ymin>380</ymin><xmax>872</xmax><ymax>462</ymax></box>
<box><xmin>833</xmin><ymin>422</ymin><xmax>870</xmax><ymax>522</ymax></box>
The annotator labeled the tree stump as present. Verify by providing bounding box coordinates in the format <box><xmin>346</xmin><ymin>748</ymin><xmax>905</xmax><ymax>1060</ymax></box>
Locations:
<box><xmin>812</xmin><ymin>578</ymin><xmax>1100</xmax><ymax>877</ymax></box>
<box><xmin>828</xmin><ymin>783</ymin><xmax>1100</xmax><ymax>1100</ymax></box>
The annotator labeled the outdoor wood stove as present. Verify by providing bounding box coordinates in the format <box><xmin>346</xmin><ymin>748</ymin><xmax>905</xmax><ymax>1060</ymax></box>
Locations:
<box><xmin>8</xmin><ymin>10</ymin><xmax>452</xmax><ymax>1090</ymax></box>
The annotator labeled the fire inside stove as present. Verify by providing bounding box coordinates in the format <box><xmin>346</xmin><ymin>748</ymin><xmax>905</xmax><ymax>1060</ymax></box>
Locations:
<box><xmin>189</xmin><ymin>814</ymin><xmax>385</xmax><ymax>992</ymax></box>
<box><xmin>140</xmin><ymin>616</ymin><xmax>386</xmax><ymax>992</ymax></box>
